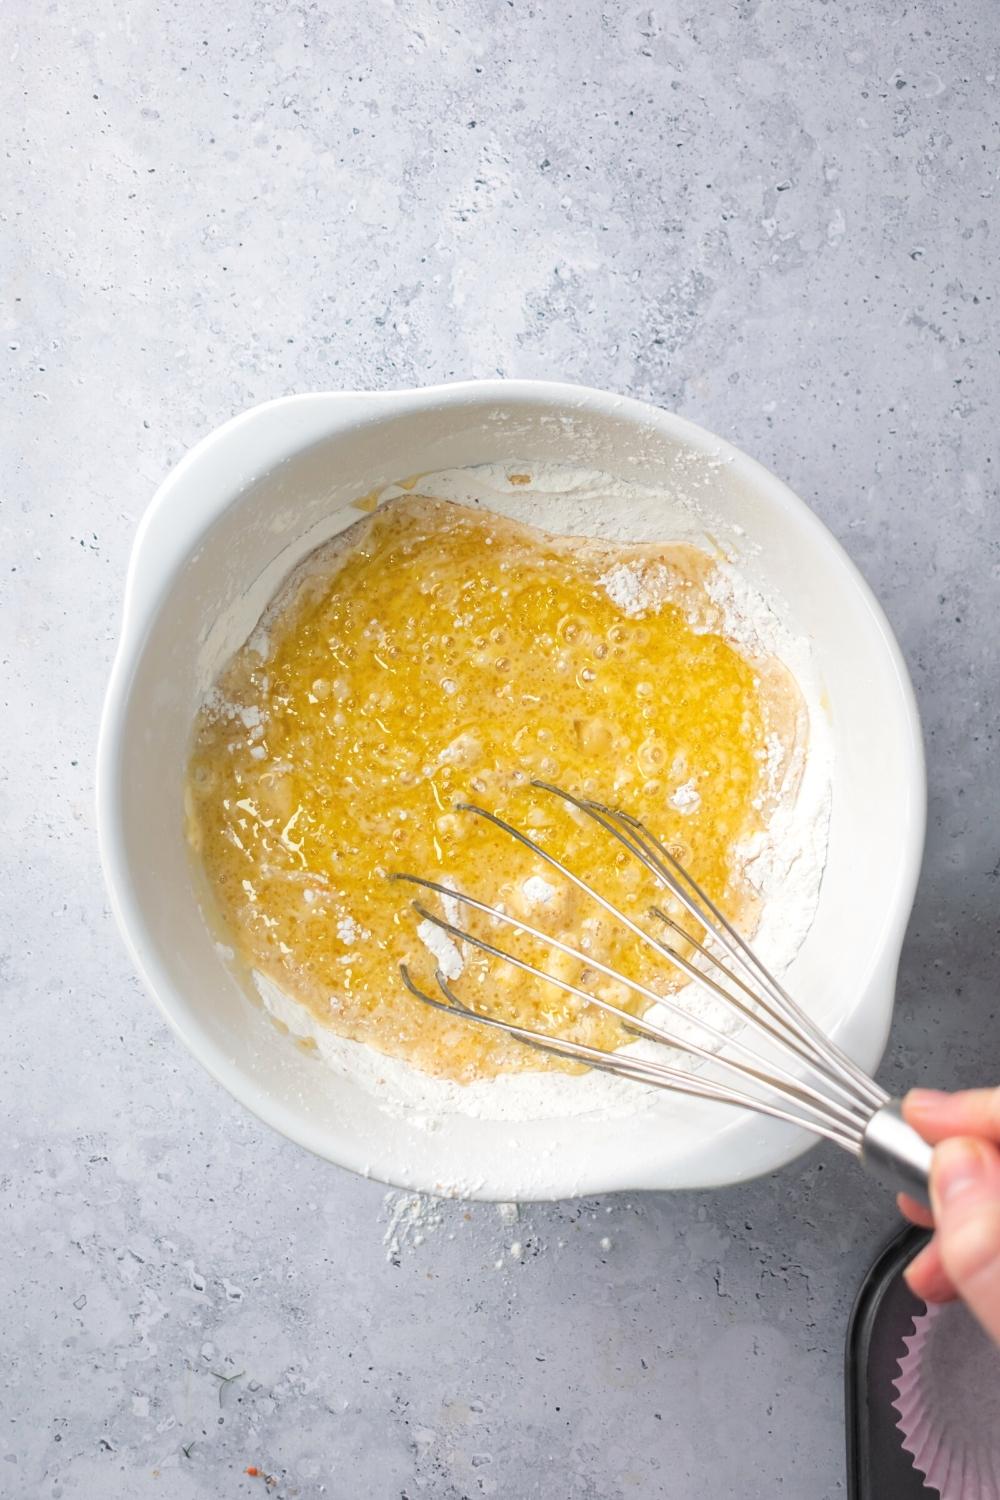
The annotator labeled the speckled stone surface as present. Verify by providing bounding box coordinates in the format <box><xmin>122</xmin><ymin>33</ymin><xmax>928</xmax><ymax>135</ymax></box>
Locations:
<box><xmin>4</xmin><ymin>1</ymin><xmax>999</xmax><ymax>1495</ymax></box>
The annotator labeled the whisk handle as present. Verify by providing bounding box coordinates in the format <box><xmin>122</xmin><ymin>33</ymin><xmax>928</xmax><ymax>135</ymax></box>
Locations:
<box><xmin>861</xmin><ymin>1099</ymin><xmax>933</xmax><ymax>1207</ymax></box>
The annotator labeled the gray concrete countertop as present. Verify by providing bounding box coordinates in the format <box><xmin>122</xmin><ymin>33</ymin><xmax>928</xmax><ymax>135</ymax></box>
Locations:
<box><xmin>5</xmin><ymin>1</ymin><xmax>998</xmax><ymax>1495</ymax></box>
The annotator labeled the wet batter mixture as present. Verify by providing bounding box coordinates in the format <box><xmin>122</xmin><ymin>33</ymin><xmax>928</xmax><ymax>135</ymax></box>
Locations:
<box><xmin>186</xmin><ymin>493</ymin><xmax>803</xmax><ymax>1082</ymax></box>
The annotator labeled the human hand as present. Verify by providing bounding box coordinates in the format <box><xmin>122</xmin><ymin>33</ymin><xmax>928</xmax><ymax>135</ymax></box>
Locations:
<box><xmin>897</xmin><ymin>1088</ymin><xmax>1000</xmax><ymax>1343</ymax></box>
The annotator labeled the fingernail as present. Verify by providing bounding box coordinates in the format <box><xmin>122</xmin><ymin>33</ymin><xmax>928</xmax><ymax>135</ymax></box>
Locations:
<box><xmin>906</xmin><ymin>1088</ymin><xmax>948</xmax><ymax>1112</ymax></box>
<box><xmin>933</xmin><ymin>1139</ymin><xmax>988</xmax><ymax>1206</ymax></box>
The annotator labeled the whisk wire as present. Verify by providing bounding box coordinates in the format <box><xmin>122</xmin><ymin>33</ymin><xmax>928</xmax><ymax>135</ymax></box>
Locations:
<box><xmin>536</xmin><ymin>782</ymin><xmax>886</xmax><ymax>1113</ymax></box>
<box><xmin>410</xmin><ymin>895</ymin><xmax>834</xmax><ymax>1114</ymax></box>
<box><xmin>391</xmin><ymin>783</ymin><xmax>933</xmax><ymax>1203</ymax></box>
<box><xmin>402</xmin><ymin>882</ymin><xmax>870</xmax><ymax>1143</ymax></box>
<box><xmin>429</xmin><ymin>792</ymin><xmax>881</xmax><ymax>1120</ymax></box>
<box><xmin>398</xmin><ymin>964</ymin><xmax>864</xmax><ymax>1151</ymax></box>
<box><xmin>398</xmin><ymin>876</ymin><xmax>869</xmax><ymax>1146</ymax></box>
<box><xmin>573</xmin><ymin>789</ymin><xmax>887</xmax><ymax>1112</ymax></box>
<box><xmin>386</xmin><ymin>783</ymin><xmax>937</xmax><ymax>1170</ymax></box>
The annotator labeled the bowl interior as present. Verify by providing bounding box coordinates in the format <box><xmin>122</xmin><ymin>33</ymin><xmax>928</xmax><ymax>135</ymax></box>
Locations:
<box><xmin>102</xmin><ymin>387</ymin><xmax>923</xmax><ymax>1198</ymax></box>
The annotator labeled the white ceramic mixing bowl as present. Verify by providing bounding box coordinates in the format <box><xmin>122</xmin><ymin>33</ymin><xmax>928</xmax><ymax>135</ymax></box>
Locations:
<box><xmin>97</xmin><ymin>381</ymin><xmax>925</xmax><ymax>1200</ymax></box>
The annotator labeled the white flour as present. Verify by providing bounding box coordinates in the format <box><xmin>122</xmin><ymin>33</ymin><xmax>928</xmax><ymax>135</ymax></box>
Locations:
<box><xmin>381</xmin><ymin>1190</ymin><xmax>445</xmax><ymax>1261</ymax></box>
<box><xmin>416</xmin><ymin>919</ymin><xmax>464</xmax><ymax>982</ymax></box>
<box><xmin>599</xmin><ymin>560</ymin><xmax>673</xmax><ymax>618</ymax></box>
<box><xmin>336</xmin><ymin>914</ymin><xmax>360</xmax><ymax>946</ymax></box>
<box><xmin>669</xmin><ymin>779</ymin><xmax>701</xmax><ymax>814</ymax></box>
<box><xmin>521</xmin><ymin>875</ymin><xmax>557</xmax><ymax>906</ymax></box>
<box><xmin>250</xmin><ymin>463</ymin><xmax>832</xmax><ymax>1128</ymax></box>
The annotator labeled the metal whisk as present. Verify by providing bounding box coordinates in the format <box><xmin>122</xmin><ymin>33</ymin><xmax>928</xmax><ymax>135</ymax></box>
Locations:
<box><xmin>392</xmin><ymin>781</ymin><xmax>932</xmax><ymax>1204</ymax></box>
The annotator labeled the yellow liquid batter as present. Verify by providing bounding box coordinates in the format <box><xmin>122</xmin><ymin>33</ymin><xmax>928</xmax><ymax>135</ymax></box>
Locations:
<box><xmin>187</xmin><ymin>494</ymin><xmax>800</xmax><ymax>1082</ymax></box>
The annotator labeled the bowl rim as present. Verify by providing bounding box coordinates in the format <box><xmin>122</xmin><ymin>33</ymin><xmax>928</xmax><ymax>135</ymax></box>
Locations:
<box><xmin>96</xmin><ymin>378</ymin><xmax>927</xmax><ymax>1199</ymax></box>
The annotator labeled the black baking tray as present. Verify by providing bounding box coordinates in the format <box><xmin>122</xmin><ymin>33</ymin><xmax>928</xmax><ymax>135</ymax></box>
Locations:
<box><xmin>845</xmin><ymin>1225</ymin><xmax>937</xmax><ymax>1498</ymax></box>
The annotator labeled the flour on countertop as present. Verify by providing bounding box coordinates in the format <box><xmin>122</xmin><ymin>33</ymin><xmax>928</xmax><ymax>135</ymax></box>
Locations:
<box><xmin>382</xmin><ymin>1191</ymin><xmax>444</xmax><ymax>1262</ymax></box>
<box><xmin>248</xmin><ymin>462</ymin><xmax>832</xmax><ymax>1133</ymax></box>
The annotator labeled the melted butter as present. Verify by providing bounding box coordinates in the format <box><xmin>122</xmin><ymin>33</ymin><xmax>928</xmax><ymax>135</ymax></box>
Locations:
<box><xmin>187</xmin><ymin>495</ymin><xmax>796</xmax><ymax>1083</ymax></box>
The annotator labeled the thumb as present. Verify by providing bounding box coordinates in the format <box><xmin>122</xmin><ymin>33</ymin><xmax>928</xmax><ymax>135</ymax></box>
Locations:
<box><xmin>930</xmin><ymin>1137</ymin><xmax>1000</xmax><ymax>1344</ymax></box>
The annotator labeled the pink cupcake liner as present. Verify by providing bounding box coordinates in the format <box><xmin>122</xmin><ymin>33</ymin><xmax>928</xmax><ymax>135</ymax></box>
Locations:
<box><xmin>891</xmin><ymin>1299</ymin><xmax>1000</xmax><ymax>1498</ymax></box>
